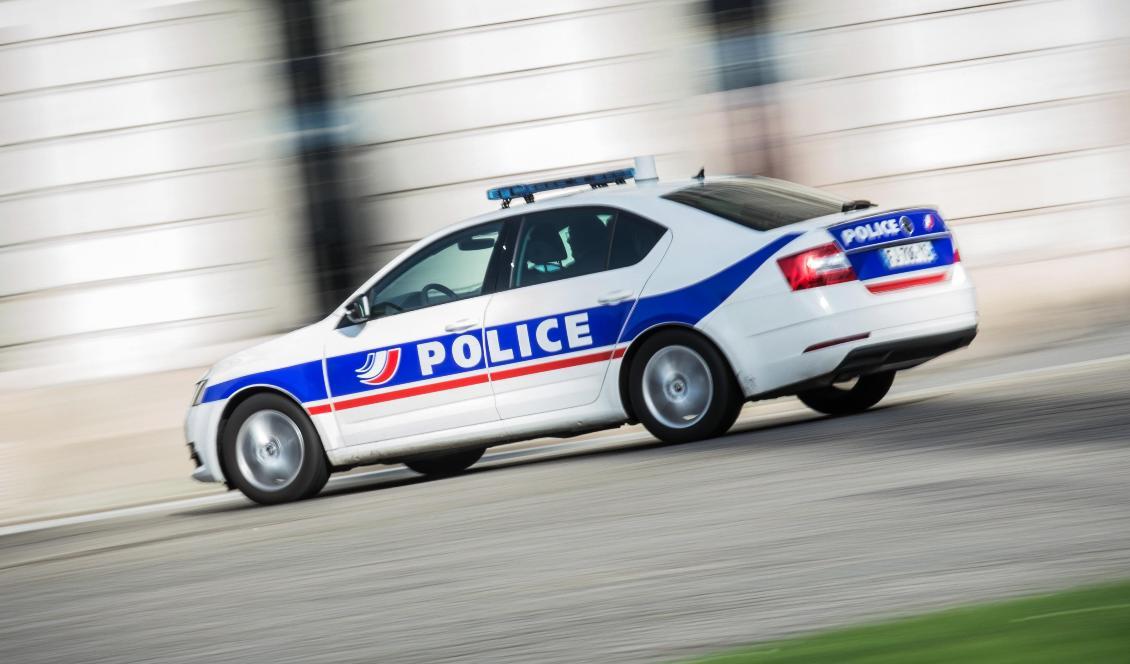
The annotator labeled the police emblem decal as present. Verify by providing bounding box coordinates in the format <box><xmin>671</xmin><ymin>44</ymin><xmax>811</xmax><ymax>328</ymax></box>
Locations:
<box><xmin>356</xmin><ymin>348</ymin><xmax>401</xmax><ymax>386</ymax></box>
<box><xmin>899</xmin><ymin>215</ymin><xmax>914</xmax><ymax>236</ymax></box>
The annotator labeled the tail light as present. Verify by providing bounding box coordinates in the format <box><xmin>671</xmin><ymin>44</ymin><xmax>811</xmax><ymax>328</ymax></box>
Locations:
<box><xmin>777</xmin><ymin>243</ymin><xmax>857</xmax><ymax>291</ymax></box>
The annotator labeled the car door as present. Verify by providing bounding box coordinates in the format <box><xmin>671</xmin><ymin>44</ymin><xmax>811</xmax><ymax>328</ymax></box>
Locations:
<box><xmin>482</xmin><ymin>206</ymin><xmax>669</xmax><ymax>419</ymax></box>
<box><xmin>323</xmin><ymin>222</ymin><xmax>506</xmax><ymax>446</ymax></box>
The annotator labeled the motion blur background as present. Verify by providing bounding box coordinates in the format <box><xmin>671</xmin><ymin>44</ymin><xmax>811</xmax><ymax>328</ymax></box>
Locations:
<box><xmin>2</xmin><ymin>0</ymin><xmax>1129</xmax><ymax>521</ymax></box>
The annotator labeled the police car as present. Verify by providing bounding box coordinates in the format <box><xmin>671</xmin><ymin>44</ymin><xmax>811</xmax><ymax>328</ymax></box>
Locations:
<box><xmin>185</xmin><ymin>158</ymin><xmax>978</xmax><ymax>504</ymax></box>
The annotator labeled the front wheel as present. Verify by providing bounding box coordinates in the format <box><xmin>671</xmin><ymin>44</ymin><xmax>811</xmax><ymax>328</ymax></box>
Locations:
<box><xmin>404</xmin><ymin>447</ymin><xmax>485</xmax><ymax>477</ymax></box>
<box><xmin>628</xmin><ymin>329</ymin><xmax>743</xmax><ymax>444</ymax></box>
<box><xmin>797</xmin><ymin>370</ymin><xmax>895</xmax><ymax>416</ymax></box>
<box><xmin>221</xmin><ymin>394</ymin><xmax>329</xmax><ymax>505</ymax></box>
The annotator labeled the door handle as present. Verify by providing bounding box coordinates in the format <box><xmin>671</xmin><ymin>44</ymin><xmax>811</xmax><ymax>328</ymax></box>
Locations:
<box><xmin>598</xmin><ymin>289</ymin><xmax>633</xmax><ymax>305</ymax></box>
<box><xmin>444</xmin><ymin>318</ymin><xmax>477</xmax><ymax>333</ymax></box>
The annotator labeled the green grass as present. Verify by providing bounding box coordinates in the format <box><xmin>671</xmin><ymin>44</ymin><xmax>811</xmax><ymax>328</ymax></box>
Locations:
<box><xmin>686</xmin><ymin>581</ymin><xmax>1130</xmax><ymax>664</ymax></box>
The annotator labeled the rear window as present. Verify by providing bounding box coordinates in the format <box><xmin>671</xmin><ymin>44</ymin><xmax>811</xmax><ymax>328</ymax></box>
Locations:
<box><xmin>662</xmin><ymin>177</ymin><xmax>846</xmax><ymax>231</ymax></box>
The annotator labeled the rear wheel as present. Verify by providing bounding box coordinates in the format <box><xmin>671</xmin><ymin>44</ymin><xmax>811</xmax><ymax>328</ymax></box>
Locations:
<box><xmin>797</xmin><ymin>370</ymin><xmax>895</xmax><ymax>416</ymax></box>
<box><xmin>404</xmin><ymin>447</ymin><xmax>485</xmax><ymax>477</ymax></box>
<box><xmin>628</xmin><ymin>329</ymin><xmax>743</xmax><ymax>444</ymax></box>
<box><xmin>221</xmin><ymin>394</ymin><xmax>329</xmax><ymax>505</ymax></box>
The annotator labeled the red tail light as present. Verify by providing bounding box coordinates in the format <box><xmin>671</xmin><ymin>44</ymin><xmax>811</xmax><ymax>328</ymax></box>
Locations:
<box><xmin>777</xmin><ymin>243</ymin><xmax>857</xmax><ymax>291</ymax></box>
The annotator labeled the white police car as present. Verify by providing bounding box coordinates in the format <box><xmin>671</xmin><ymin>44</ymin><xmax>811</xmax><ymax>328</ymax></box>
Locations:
<box><xmin>185</xmin><ymin>159</ymin><xmax>978</xmax><ymax>504</ymax></box>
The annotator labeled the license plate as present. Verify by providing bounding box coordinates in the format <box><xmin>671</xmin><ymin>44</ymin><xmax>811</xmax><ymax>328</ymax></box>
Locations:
<box><xmin>881</xmin><ymin>241</ymin><xmax>937</xmax><ymax>269</ymax></box>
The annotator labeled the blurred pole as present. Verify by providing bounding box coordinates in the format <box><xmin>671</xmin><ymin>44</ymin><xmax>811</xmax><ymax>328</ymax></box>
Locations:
<box><xmin>708</xmin><ymin>0</ymin><xmax>783</xmax><ymax>177</ymax></box>
<box><xmin>276</xmin><ymin>0</ymin><xmax>361</xmax><ymax>315</ymax></box>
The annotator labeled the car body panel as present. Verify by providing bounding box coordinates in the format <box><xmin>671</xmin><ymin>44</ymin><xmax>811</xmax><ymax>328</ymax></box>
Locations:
<box><xmin>483</xmin><ymin>230</ymin><xmax>671</xmax><ymax>419</ymax></box>
<box><xmin>324</xmin><ymin>294</ymin><xmax>499</xmax><ymax>446</ymax></box>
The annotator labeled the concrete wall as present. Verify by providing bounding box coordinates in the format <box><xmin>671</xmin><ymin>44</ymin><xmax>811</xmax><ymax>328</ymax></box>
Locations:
<box><xmin>2</xmin><ymin>0</ymin><xmax>1127</xmax><ymax>383</ymax></box>
<box><xmin>0</xmin><ymin>0</ymin><xmax>312</xmax><ymax>383</ymax></box>
<box><xmin>326</xmin><ymin>0</ymin><xmax>710</xmax><ymax>270</ymax></box>
<box><xmin>773</xmin><ymin>0</ymin><xmax>1130</xmax><ymax>310</ymax></box>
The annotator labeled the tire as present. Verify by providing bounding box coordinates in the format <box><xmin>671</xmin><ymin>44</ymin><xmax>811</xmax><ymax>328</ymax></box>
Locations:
<box><xmin>220</xmin><ymin>393</ymin><xmax>329</xmax><ymax>505</ymax></box>
<box><xmin>404</xmin><ymin>447</ymin><xmax>485</xmax><ymax>477</ymax></box>
<box><xmin>797</xmin><ymin>370</ymin><xmax>895</xmax><ymax>416</ymax></box>
<box><xmin>628</xmin><ymin>329</ymin><xmax>743</xmax><ymax>444</ymax></box>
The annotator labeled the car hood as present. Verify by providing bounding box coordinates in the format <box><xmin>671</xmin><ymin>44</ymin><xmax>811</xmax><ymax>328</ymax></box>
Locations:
<box><xmin>208</xmin><ymin>319</ymin><xmax>330</xmax><ymax>385</ymax></box>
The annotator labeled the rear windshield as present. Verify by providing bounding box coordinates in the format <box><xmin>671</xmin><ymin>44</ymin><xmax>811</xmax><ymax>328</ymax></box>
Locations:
<box><xmin>662</xmin><ymin>177</ymin><xmax>846</xmax><ymax>231</ymax></box>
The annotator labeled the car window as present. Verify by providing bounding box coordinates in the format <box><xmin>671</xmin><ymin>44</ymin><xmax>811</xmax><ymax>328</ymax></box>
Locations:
<box><xmin>367</xmin><ymin>223</ymin><xmax>501</xmax><ymax>317</ymax></box>
<box><xmin>609</xmin><ymin>211</ymin><xmax>666</xmax><ymax>269</ymax></box>
<box><xmin>513</xmin><ymin>207</ymin><xmax>615</xmax><ymax>288</ymax></box>
<box><xmin>663</xmin><ymin>177</ymin><xmax>845</xmax><ymax>231</ymax></box>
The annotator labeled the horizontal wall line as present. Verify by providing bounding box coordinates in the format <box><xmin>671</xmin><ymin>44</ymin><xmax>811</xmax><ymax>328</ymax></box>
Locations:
<box><xmin>336</xmin><ymin>1</ymin><xmax>655</xmax><ymax>49</ymax></box>
<box><xmin>818</xmin><ymin>143</ymin><xmax>1130</xmax><ymax>188</ymax></box>
<box><xmin>344</xmin><ymin>50</ymin><xmax>662</xmax><ymax>98</ymax></box>
<box><xmin>0</xmin><ymin>9</ymin><xmax>240</xmax><ymax>48</ymax></box>
<box><xmin>0</xmin><ymin>110</ymin><xmax>259</xmax><ymax>150</ymax></box>
<box><xmin>0</xmin><ymin>309</ymin><xmax>275</xmax><ymax>352</ymax></box>
<box><xmin>0</xmin><ymin>59</ymin><xmax>268</xmax><ymax>100</ymax></box>
<box><xmin>795</xmin><ymin>37</ymin><xmax>1127</xmax><ymax>86</ymax></box>
<box><xmin>0</xmin><ymin>210</ymin><xmax>260</xmax><ymax>251</ymax></box>
<box><xmin>0</xmin><ymin>161</ymin><xmax>255</xmax><ymax>203</ymax></box>
<box><xmin>785</xmin><ymin>0</ymin><xmax>1026</xmax><ymax>35</ymax></box>
<box><xmin>355</xmin><ymin>101</ymin><xmax>671</xmax><ymax>149</ymax></box>
<box><xmin>789</xmin><ymin>91</ymin><xmax>1130</xmax><ymax>139</ymax></box>
<box><xmin>0</xmin><ymin>259</ymin><xmax>268</xmax><ymax>302</ymax></box>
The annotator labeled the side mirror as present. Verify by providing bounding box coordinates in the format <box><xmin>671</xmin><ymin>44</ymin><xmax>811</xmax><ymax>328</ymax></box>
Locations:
<box><xmin>342</xmin><ymin>296</ymin><xmax>371</xmax><ymax>326</ymax></box>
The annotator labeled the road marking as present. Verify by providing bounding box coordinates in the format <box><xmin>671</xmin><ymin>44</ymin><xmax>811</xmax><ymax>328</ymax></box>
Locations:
<box><xmin>3</xmin><ymin>351</ymin><xmax>1129</xmax><ymax>538</ymax></box>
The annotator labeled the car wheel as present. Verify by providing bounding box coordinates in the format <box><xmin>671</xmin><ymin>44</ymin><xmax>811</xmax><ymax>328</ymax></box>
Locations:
<box><xmin>404</xmin><ymin>447</ymin><xmax>485</xmax><ymax>477</ymax></box>
<box><xmin>797</xmin><ymin>370</ymin><xmax>895</xmax><ymax>416</ymax></box>
<box><xmin>628</xmin><ymin>329</ymin><xmax>743</xmax><ymax>444</ymax></box>
<box><xmin>221</xmin><ymin>393</ymin><xmax>329</xmax><ymax>505</ymax></box>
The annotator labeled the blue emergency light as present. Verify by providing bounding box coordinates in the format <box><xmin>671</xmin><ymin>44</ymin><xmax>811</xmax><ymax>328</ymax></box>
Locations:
<box><xmin>486</xmin><ymin>167</ymin><xmax>636</xmax><ymax>207</ymax></box>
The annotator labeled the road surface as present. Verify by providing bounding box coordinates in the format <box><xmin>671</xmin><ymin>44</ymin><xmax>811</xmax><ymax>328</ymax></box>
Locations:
<box><xmin>3</xmin><ymin>320</ymin><xmax>1130</xmax><ymax>663</ymax></box>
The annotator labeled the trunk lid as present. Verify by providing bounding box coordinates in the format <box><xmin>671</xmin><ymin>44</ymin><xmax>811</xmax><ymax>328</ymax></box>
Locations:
<box><xmin>824</xmin><ymin>207</ymin><xmax>957</xmax><ymax>285</ymax></box>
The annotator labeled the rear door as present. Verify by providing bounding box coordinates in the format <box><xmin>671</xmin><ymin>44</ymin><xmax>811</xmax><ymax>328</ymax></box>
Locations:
<box><xmin>482</xmin><ymin>206</ymin><xmax>669</xmax><ymax>419</ymax></box>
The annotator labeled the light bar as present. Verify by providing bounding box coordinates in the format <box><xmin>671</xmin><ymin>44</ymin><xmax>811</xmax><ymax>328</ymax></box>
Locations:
<box><xmin>486</xmin><ymin>168</ymin><xmax>635</xmax><ymax>206</ymax></box>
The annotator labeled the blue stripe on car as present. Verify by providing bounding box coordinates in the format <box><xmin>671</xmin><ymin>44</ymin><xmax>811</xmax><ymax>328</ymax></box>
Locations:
<box><xmin>201</xmin><ymin>231</ymin><xmax>802</xmax><ymax>406</ymax></box>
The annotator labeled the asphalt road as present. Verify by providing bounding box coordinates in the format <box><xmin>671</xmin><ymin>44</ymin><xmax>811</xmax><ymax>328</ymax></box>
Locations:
<box><xmin>3</xmin><ymin>328</ymin><xmax>1130</xmax><ymax>663</ymax></box>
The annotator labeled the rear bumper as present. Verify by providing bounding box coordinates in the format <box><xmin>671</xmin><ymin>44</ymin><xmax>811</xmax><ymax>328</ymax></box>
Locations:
<box><xmin>833</xmin><ymin>326</ymin><xmax>977</xmax><ymax>377</ymax></box>
<box><xmin>701</xmin><ymin>263</ymin><xmax>978</xmax><ymax>398</ymax></box>
<box><xmin>752</xmin><ymin>326</ymin><xmax>977</xmax><ymax>399</ymax></box>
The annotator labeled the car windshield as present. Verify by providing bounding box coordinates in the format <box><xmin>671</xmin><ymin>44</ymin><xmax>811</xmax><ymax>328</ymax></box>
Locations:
<box><xmin>662</xmin><ymin>177</ymin><xmax>846</xmax><ymax>231</ymax></box>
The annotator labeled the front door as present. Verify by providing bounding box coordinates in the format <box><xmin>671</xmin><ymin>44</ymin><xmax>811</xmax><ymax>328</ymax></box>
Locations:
<box><xmin>482</xmin><ymin>206</ymin><xmax>669</xmax><ymax>419</ymax></box>
<box><xmin>324</xmin><ymin>222</ymin><xmax>505</xmax><ymax>446</ymax></box>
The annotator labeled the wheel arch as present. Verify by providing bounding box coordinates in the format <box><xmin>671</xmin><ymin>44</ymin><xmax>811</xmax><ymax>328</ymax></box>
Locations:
<box><xmin>616</xmin><ymin>322</ymin><xmax>739</xmax><ymax>422</ymax></box>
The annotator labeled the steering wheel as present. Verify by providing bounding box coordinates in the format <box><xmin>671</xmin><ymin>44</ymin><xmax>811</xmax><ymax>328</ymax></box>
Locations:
<box><xmin>421</xmin><ymin>283</ymin><xmax>458</xmax><ymax>305</ymax></box>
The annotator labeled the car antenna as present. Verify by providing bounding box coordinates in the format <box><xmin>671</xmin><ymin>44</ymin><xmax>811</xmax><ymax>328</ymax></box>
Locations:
<box><xmin>693</xmin><ymin>167</ymin><xmax>705</xmax><ymax>181</ymax></box>
<box><xmin>841</xmin><ymin>199</ymin><xmax>876</xmax><ymax>212</ymax></box>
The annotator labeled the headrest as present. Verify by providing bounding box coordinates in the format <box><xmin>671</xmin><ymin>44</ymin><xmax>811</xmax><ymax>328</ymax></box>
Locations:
<box><xmin>524</xmin><ymin>225</ymin><xmax>568</xmax><ymax>264</ymax></box>
<box><xmin>566</xmin><ymin>216</ymin><xmax>610</xmax><ymax>252</ymax></box>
